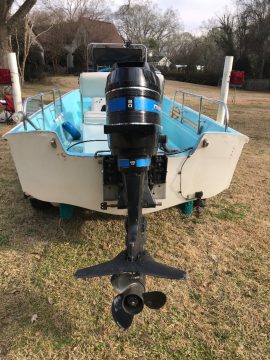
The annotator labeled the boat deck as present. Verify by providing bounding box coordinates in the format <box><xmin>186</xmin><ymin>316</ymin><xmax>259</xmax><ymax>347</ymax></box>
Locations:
<box><xmin>7</xmin><ymin>88</ymin><xmax>240</xmax><ymax>158</ymax></box>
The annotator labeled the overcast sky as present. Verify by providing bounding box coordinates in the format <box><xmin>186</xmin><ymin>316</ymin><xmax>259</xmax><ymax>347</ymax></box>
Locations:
<box><xmin>113</xmin><ymin>0</ymin><xmax>234</xmax><ymax>33</ymax></box>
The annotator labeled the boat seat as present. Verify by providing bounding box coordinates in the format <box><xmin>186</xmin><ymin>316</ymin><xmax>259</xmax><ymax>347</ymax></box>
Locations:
<box><xmin>84</xmin><ymin>110</ymin><xmax>106</xmax><ymax>125</ymax></box>
<box><xmin>82</xmin><ymin>120</ymin><xmax>109</xmax><ymax>154</ymax></box>
<box><xmin>80</xmin><ymin>72</ymin><xmax>109</xmax><ymax>98</ymax></box>
<box><xmin>83</xmin><ymin>94</ymin><xmax>108</xmax><ymax>152</ymax></box>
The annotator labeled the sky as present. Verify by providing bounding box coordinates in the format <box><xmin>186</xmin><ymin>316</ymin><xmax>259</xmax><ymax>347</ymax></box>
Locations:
<box><xmin>113</xmin><ymin>0</ymin><xmax>234</xmax><ymax>33</ymax></box>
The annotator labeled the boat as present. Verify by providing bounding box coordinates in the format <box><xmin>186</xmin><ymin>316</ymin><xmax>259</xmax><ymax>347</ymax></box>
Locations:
<box><xmin>3</xmin><ymin>43</ymin><xmax>249</xmax><ymax>329</ymax></box>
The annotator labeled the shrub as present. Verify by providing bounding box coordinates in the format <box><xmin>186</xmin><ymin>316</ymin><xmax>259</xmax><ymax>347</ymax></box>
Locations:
<box><xmin>162</xmin><ymin>70</ymin><xmax>221</xmax><ymax>86</ymax></box>
<box><xmin>25</xmin><ymin>46</ymin><xmax>45</xmax><ymax>81</ymax></box>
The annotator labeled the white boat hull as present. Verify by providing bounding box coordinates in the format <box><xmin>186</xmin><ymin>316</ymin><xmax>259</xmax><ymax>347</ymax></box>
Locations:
<box><xmin>5</xmin><ymin>129</ymin><xmax>248</xmax><ymax>215</ymax></box>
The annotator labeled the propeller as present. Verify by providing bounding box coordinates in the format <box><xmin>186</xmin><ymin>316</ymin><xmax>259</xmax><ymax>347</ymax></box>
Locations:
<box><xmin>112</xmin><ymin>290</ymin><xmax>167</xmax><ymax>330</ymax></box>
<box><xmin>143</xmin><ymin>291</ymin><xmax>167</xmax><ymax>309</ymax></box>
<box><xmin>112</xmin><ymin>294</ymin><xmax>133</xmax><ymax>330</ymax></box>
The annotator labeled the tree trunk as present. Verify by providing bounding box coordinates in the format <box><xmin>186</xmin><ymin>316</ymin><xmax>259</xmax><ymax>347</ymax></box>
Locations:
<box><xmin>259</xmin><ymin>48</ymin><xmax>265</xmax><ymax>80</ymax></box>
<box><xmin>0</xmin><ymin>24</ymin><xmax>11</xmax><ymax>67</ymax></box>
<box><xmin>52</xmin><ymin>58</ymin><xmax>57</xmax><ymax>74</ymax></box>
<box><xmin>21</xmin><ymin>58</ymin><xmax>27</xmax><ymax>86</ymax></box>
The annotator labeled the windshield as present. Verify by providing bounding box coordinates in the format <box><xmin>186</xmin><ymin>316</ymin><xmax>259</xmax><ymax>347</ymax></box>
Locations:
<box><xmin>87</xmin><ymin>43</ymin><xmax>147</xmax><ymax>71</ymax></box>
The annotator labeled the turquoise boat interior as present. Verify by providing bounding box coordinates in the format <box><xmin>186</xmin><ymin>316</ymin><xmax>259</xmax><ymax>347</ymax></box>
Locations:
<box><xmin>9</xmin><ymin>87</ymin><xmax>240</xmax><ymax>158</ymax></box>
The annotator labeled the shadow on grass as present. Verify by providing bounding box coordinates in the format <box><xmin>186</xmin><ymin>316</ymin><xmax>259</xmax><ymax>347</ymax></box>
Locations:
<box><xmin>0</xmin><ymin>287</ymin><xmax>73</xmax><ymax>355</ymax></box>
<box><xmin>0</xmin><ymin>193</ymin><xmax>125</xmax><ymax>250</ymax></box>
<box><xmin>75</xmin><ymin>207</ymin><xmax>124</xmax><ymax>222</ymax></box>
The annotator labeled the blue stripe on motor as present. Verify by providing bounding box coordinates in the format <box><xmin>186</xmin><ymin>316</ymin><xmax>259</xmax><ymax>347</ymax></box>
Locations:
<box><xmin>118</xmin><ymin>159</ymin><xmax>130</xmax><ymax>168</ymax></box>
<box><xmin>108</xmin><ymin>97</ymin><xmax>161</xmax><ymax>113</ymax></box>
<box><xmin>108</xmin><ymin>97</ymin><xmax>126</xmax><ymax>112</ymax></box>
<box><xmin>134</xmin><ymin>97</ymin><xmax>161</xmax><ymax>113</ymax></box>
<box><xmin>118</xmin><ymin>158</ymin><xmax>151</xmax><ymax>169</ymax></box>
<box><xmin>136</xmin><ymin>158</ymin><xmax>151</xmax><ymax>167</ymax></box>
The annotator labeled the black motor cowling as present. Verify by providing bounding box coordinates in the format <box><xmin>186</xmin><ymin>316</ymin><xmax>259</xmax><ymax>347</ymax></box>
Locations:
<box><xmin>104</xmin><ymin>62</ymin><xmax>162</xmax><ymax>158</ymax></box>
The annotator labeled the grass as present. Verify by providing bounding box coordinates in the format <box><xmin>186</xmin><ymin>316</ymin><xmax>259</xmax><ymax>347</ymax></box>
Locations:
<box><xmin>0</xmin><ymin>77</ymin><xmax>270</xmax><ymax>359</ymax></box>
<box><xmin>211</xmin><ymin>202</ymin><xmax>250</xmax><ymax>221</ymax></box>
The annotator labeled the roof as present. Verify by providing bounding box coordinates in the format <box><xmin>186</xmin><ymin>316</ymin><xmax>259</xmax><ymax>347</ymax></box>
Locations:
<box><xmin>78</xmin><ymin>19</ymin><xmax>123</xmax><ymax>44</ymax></box>
<box><xmin>36</xmin><ymin>19</ymin><xmax>123</xmax><ymax>50</ymax></box>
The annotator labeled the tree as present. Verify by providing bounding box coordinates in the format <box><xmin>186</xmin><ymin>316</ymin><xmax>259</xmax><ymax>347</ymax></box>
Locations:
<box><xmin>215</xmin><ymin>14</ymin><xmax>236</xmax><ymax>56</ymax></box>
<box><xmin>236</xmin><ymin>0</ymin><xmax>270</xmax><ymax>78</ymax></box>
<box><xmin>206</xmin><ymin>1</ymin><xmax>270</xmax><ymax>77</ymax></box>
<box><xmin>36</xmin><ymin>19</ymin><xmax>70</xmax><ymax>73</ymax></box>
<box><xmin>12</xmin><ymin>14</ymin><xmax>53</xmax><ymax>83</ymax></box>
<box><xmin>39</xmin><ymin>0</ymin><xmax>111</xmax><ymax>72</ymax></box>
<box><xmin>115</xmin><ymin>0</ymin><xmax>183</xmax><ymax>55</ymax></box>
<box><xmin>166</xmin><ymin>33</ymin><xmax>191</xmax><ymax>63</ymax></box>
<box><xmin>43</xmin><ymin>0</ymin><xmax>111</xmax><ymax>22</ymax></box>
<box><xmin>0</xmin><ymin>0</ymin><xmax>37</xmax><ymax>67</ymax></box>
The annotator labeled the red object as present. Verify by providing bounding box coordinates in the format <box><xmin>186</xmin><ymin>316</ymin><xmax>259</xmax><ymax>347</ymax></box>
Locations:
<box><xmin>3</xmin><ymin>94</ymin><xmax>15</xmax><ymax>112</ymax></box>
<box><xmin>0</xmin><ymin>68</ymin><xmax>12</xmax><ymax>85</ymax></box>
<box><xmin>230</xmin><ymin>71</ymin><xmax>245</xmax><ymax>86</ymax></box>
<box><xmin>0</xmin><ymin>94</ymin><xmax>15</xmax><ymax>124</ymax></box>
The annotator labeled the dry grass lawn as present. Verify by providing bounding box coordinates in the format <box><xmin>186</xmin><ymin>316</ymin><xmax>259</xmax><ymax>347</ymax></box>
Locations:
<box><xmin>0</xmin><ymin>76</ymin><xmax>270</xmax><ymax>359</ymax></box>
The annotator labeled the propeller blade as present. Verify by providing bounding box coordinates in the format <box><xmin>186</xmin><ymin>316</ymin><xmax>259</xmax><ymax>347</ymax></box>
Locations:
<box><xmin>112</xmin><ymin>294</ymin><xmax>133</xmax><ymax>330</ymax></box>
<box><xmin>143</xmin><ymin>291</ymin><xmax>167</xmax><ymax>309</ymax></box>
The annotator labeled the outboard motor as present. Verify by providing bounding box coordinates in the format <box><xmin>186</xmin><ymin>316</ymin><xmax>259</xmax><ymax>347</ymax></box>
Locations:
<box><xmin>75</xmin><ymin>62</ymin><xmax>186</xmax><ymax>329</ymax></box>
<box><xmin>105</xmin><ymin>61</ymin><xmax>162</xmax><ymax>158</ymax></box>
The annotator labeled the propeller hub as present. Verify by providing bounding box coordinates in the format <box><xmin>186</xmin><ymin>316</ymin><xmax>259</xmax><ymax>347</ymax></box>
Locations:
<box><xmin>123</xmin><ymin>293</ymin><xmax>144</xmax><ymax>315</ymax></box>
<box><xmin>126</xmin><ymin>295</ymin><xmax>139</xmax><ymax>307</ymax></box>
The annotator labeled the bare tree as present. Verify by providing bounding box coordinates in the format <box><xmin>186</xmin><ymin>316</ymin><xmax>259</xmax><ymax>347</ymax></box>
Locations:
<box><xmin>31</xmin><ymin>0</ymin><xmax>115</xmax><ymax>74</ymax></box>
<box><xmin>36</xmin><ymin>18</ymin><xmax>70</xmax><ymax>74</ymax></box>
<box><xmin>43</xmin><ymin>0</ymin><xmax>111</xmax><ymax>22</ymax></box>
<box><xmin>0</xmin><ymin>0</ymin><xmax>37</xmax><ymax>67</ymax></box>
<box><xmin>115</xmin><ymin>0</ymin><xmax>183</xmax><ymax>54</ymax></box>
<box><xmin>166</xmin><ymin>32</ymin><xmax>195</xmax><ymax>63</ymax></box>
<box><xmin>236</xmin><ymin>0</ymin><xmax>270</xmax><ymax>78</ymax></box>
<box><xmin>209</xmin><ymin>0</ymin><xmax>270</xmax><ymax>77</ymax></box>
<box><xmin>216</xmin><ymin>14</ymin><xmax>236</xmax><ymax>56</ymax></box>
<box><xmin>13</xmin><ymin>13</ymin><xmax>53</xmax><ymax>83</ymax></box>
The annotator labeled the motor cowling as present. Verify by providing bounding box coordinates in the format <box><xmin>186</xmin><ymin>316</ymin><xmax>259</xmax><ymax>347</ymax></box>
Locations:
<box><xmin>104</xmin><ymin>62</ymin><xmax>162</xmax><ymax>158</ymax></box>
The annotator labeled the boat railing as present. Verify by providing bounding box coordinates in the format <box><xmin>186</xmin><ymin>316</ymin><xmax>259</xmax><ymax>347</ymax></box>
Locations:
<box><xmin>23</xmin><ymin>89</ymin><xmax>63</xmax><ymax>130</ymax></box>
<box><xmin>171</xmin><ymin>90</ymin><xmax>229</xmax><ymax>134</ymax></box>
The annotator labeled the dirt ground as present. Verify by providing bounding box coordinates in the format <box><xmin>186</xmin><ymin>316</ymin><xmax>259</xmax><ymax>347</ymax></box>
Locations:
<box><xmin>0</xmin><ymin>77</ymin><xmax>270</xmax><ymax>359</ymax></box>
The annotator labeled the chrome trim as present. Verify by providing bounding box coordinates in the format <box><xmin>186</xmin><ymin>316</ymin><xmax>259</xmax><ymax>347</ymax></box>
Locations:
<box><xmin>172</xmin><ymin>89</ymin><xmax>229</xmax><ymax>133</ymax></box>
<box><xmin>23</xmin><ymin>89</ymin><xmax>63</xmax><ymax>131</ymax></box>
<box><xmin>106</xmin><ymin>86</ymin><xmax>161</xmax><ymax>97</ymax></box>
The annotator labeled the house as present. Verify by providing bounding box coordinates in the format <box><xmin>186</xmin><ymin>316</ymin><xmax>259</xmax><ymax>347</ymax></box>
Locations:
<box><xmin>157</xmin><ymin>57</ymin><xmax>172</xmax><ymax>68</ymax></box>
<box><xmin>175</xmin><ymin>65</ymin><xmax>187</xmax><ymax>71</ymax></box>
<box><xmin>175</xmin><ymin>65</ymin><xmax>205</xmax><ymax>72</ymax></box>
<box><xmin>37</xmin><ymin>19</ymin><xmax>123</xmax><ymax>72</ymax></box>
<box><xmin>149</xmin><ymin>54</ymin><xmax>172</xmax><ymax>69</ymax></box>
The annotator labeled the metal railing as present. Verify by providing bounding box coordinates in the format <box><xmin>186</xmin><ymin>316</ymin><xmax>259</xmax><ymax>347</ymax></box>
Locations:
<box><xmin>171</xmin><ymin>90</ymin><xmax>229</xmax><ymax>134</ymax></box>
<box><xmin>23</xmin><ymin>89</ymin><xmax>63</xmax><ymax>130</ymax></box>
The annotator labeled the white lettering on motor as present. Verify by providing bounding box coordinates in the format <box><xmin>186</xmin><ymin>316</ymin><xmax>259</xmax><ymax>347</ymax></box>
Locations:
<box><xmin>154</xmin><ymin>104</ymin><xmax>161</xmax><ymax>111</ymax></box>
